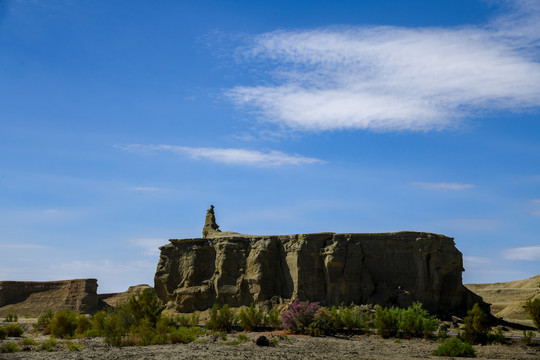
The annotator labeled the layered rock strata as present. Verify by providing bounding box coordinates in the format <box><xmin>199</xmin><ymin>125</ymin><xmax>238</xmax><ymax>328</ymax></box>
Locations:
<box><xmin>155</xmin><ymin>224</ymin><xmax>485</xmax><ymax>317</ymax></box>
<box><xmin>0</xmin><ymin>279</ymin><xmax>99</xmax><ymax>316</ymax></box>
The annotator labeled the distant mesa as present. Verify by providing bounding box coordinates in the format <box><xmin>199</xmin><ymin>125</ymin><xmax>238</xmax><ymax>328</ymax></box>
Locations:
<box><xmin>0</xmin><ymin>279</ymin><xmax>153</xmax><ymax>316</ymax></box>
<box><xmin>0</xmin><ymin>279</ymin><xmax>101</xmax><ymax>316</ymax></box>
<box><xmin>154</xmin><ymin>206</ymin><xmax>486</xmax><ymax>317</ymax></box>
<box><xmin>466</xmin><ymin>274</ymin><xmax>540</xmax><ymax>327</ymax></box>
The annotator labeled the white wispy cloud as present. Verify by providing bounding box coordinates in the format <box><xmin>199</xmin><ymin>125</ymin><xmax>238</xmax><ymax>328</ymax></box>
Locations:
<box><xmin>0</xmin><ymin>243</ymin><xmax>50</xmax><ymax>249</ymax></box>
<box><xmin>129</xmin><ymin>186</ymin><xmax>162</xmax><ymax>192</ymax></box>
<box><xmin>411</xmin><ymin>182</ymin><xmax>475</xmax><ymax>190</ymax></box>
<box><xmin>130</xmin><ymin>238</ymin><xmax>167</xmax><ymax>256</ymax></box>
<box><xmin>530</xmin><ymin>199</ymin><xmax>540</xmax><ymax>204</ymax></box>
<box><xmin>119</xmin><ymin>144</ymin><xmax>324</xmax><ymax>167</ymax></box>
<box><xmin>502</xmin><ymin>245</ymin><xmax>540</xmax><ymax>261</ymax></box>
<box><xmin>227</xmin><ymin>1</ymin><xmax>540</xmax><ymax>132</ymax></box>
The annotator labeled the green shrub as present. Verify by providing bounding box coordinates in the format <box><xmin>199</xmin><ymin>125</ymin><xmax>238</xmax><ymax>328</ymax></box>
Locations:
<box><xmin>339</xmin><ymin>305</ymin><xmax>372</xmax><ymax>333</ymax></box>
<box><xmin>206</xmin><ymin>304</ymin><xmax>235</xmax><ymax>332</ymax></box>
<box><xmin>34</xmin><ymin>309</ymin><xmax>54</xmax><ymax>331</ymax></box>
<box><xmin>168</xmin><ymin>326</ymin><xmax>203</xmax><ymax>344</ymax></box>
<box><xmin>5</xmin><ymin>323</ymin><xmax>24</xmax><ymax>337</ymax></box>
<box><xmin>461</xmin><ymin>303</ymin><xmax>490</xmax><ymax>345</ymax></box>
<box><xmin>125</xmin><ymin>288</ymin><xmax>165</xmax><ymax>327</ymax></box>
<box><xmin>75</xmin><ymin>314</ymin><xmax>92</xmax><ymax>336</ymax></box>
<box><xmin>176</xmin><ymin>312</ymin><xmax>200</xmax><ymax>327</ymax></box>
<box><xmin>20</xmin><ymin>338</ymin><xmax>38</xmax><ymax>346</ymax></box>
<box><xmin>375</xmin><ymin>305</ymin><xmax>399</xmax><ymax>338</ymax></box>
<box><xmin>307</xmin><ymin>307</ymin><xmax>339</xmax><ymax>336</ymax></box>
<box><xmin>40</xmin><ymin>337</ymin><xmax>58</xmax><ymax>352</ymax></box>
<box><xmin>133</xmin><ymin>317</ymin><xmax>155</xmax><ymax>346</ymax></box>
<box><xmin>270</xmin><ymin>336</ymin><xmax>279</xmax><ymax>346</ymax></box>
<box><xmin>102</xmin><ymin>313</ymin><xmax>126</xmax><ymax>346</ymax></box>
<box><xmin>522</xmin><ymin>330</ymin><xmax>535</xmax><ymax>346</ymax></box>
<box><xmin>437</xmin><ymin>325</ymin><xmax>449</xmax><ymax>341</ymax></box>
<box><xmin>4</xmin><ymin>311</ymin><xmax>18</xmax><ymax>322</ymax></box>
<box><xmin>397</xmin><ymin>302</ymin><xmax>438</xmax><ymax>339</ymax></box>
<box><xmin>524</xmin><ymin>298</ymin><xmax>540</xmax><ymax>331</ymax></box>
<box><xmin>433</xmin><ymin>337</ymin><xmax>476</xmax><ymax>357</ymax></box>
<box><xmin>1</xmin><ymin>342</ymin><xmax>20</xmax><ymax>353</ymax></box>
<box><xmin>0</xmin><ymin>326</ymin><xmax>5</xmax><ymax>339</ymax></box>
<box><xmin>91</xmin><ymin>310</ymin><xmax>107</xmax><ymax>336</ymax></box>
<box><xmin>237</xmin><ymin>304</ymin><xmax>264</xmax><ymax>331</ymax></box>
<box><xmin>48</xmin><ymin>310</ymin><xmax>78</xmax><ymax>338</ymax></box>
<box><xmin>488</xmin><ymin>326</ymin><xmax>507</xmax><ymax>345</ymax></box>
<box><xmin>66</xmin><ymin>340</ymin><xmax>82</xmax><ymax>351</ymax></box>
<box><xmin>265</xmin><ymin>308</ymin><xmax>282</xmax><ymax>330</ymax></box>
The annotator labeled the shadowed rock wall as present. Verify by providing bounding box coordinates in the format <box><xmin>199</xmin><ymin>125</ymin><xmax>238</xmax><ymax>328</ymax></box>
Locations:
<box><xmin>0</xmin><ymin>279</ymin><xmax>99</xmax><ymax>316</ymax></box>
<box><xmin>154</xmin><ymin>231</ymin><xmax>485</xmax><ymax>317</ymax></box>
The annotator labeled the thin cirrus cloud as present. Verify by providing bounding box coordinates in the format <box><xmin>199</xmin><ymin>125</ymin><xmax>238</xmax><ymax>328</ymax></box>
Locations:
<box><xmin>503</xmin><ymin>245</ymin><xmax>540</xmax><ymax>261</ymax></box>
<box><xmin>411</xmin><ymin>182</ymin><xmax>475</xmax><ymax>190</ymax></box>
<box><xmin>119</xmin><ymin>144</ymin><xmax>324</xmax><ymax>167</ymax></box>
<box><xmin>227</xmin><ymin>1</ymin><xmax>540</xmax><ymax>132</ymax></box>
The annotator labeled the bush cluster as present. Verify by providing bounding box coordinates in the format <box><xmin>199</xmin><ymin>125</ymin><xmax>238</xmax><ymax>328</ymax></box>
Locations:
<box><xmin>4</xmin><ymin>311</ymin><xmax>18</xmax><ymax>322</ymax></box>
<box><xmin>374</xmin><ymin>303</ymin><xmax>438</xmax><ymax>338</ymax></box>
<box><xmin>432</xmin><ymin>337</ymin><xmax>476</xmax><ymax>357</ymax></box>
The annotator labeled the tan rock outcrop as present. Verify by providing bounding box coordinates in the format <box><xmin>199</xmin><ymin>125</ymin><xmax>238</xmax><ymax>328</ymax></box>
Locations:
<box><xmin>0</xmin><ymin>279</ymin><xmax>100</xmax><ymax>316</ymax></box>
<box><xmin>155</xmin><ymin>209</ymin><xmax>484</xmax><ymax>317</ymax></box>
<box><xmin>99</xmin><ymin>284</ymin><xmax>153</xmax><ymax>307</ymax></box>
<box><xmin>466</xmin><ymin>275</ymin><xmax>540</xmax><ymax>325</ymax></box>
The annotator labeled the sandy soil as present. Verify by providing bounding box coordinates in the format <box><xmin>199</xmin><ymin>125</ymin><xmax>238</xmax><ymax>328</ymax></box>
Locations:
<box><xmin>1</xmin><ymin>332</ymin><xmax>539</xmax><ymax>360</ymax></box>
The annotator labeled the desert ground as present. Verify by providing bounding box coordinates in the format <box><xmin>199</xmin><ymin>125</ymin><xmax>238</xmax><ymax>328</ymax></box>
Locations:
<box><xmin>1</xmin><ymin>330</ymin><xmax>539</xmax><ymax>360</ymax></box>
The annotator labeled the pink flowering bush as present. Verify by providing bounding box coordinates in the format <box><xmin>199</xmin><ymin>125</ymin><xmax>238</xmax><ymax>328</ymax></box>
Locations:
<box><xmin>280</xmin><ymin>299</ymin><xmax>320</xmax><ymax>333</ymax></box>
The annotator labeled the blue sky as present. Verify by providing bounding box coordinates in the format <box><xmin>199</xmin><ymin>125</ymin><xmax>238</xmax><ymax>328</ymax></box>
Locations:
<box><xmin>0</xmin><ymin>0</ymin><xmax>539</xmax><ymax>293</ymax></box>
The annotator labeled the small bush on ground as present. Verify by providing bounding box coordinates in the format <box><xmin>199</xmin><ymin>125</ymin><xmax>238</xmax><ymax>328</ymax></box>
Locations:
<box><xmin>132</xmin><ymin>317</ymin><xmax>155</xmax><ymax>346</ymax></box>
<box><xmin>75</xmin><ymin>314</ymin><xmax>92</xmax><ymax>336</ymax></box>
<box><xmin>5</xmin><ymin>323</ymin><xmax>24</xmax><ymax>337</ymax></box>
<box><xmin>168</xmin><ymin>326</ymin><xmax>203</xmax><ymax>344</ymax></box>
<box><xmin>206</xmin><ymin>304</ymin><xmax>235</xmax><ymax>332</ymax></box>
<box><xmin>524</xmin><ymin>298</ymin><xmax>540</xmax><ymax>331</ymax></box>
<box><xmin>1</xmin><ymin>342</ymin><xmax>20</xmax><ymax>353</ymax></box>
<box><xmin>34</xmin><ymin>309</ymin><xmax>54</xmax><ymax>331</ymax></box>
<box><xmin>265</xmin><ymin>308</ymin><xmax>281</xmax><ymax>330</ymax></box>
<box><xmin>488</xmin><ymin>326</ymin><xmax>507</xmax><ymax>345</ymax></box>
<box><xmin>280</xmin><ymin>299</ymin><xmax>320</xmax><ymax>334</ymax></box>
<box><xmin>176</xmin><ymin>312</ymin><xmax>200</xmax><ymax>327</ymax></box>
<box><xmin>4</xmin><ymin>311</ymin><xmax>18</xmax><ymax>322</ymax></box>
<box><xmin>0</xmin><ymin>326</ymin><xmax>5</xmax><ymax>339</ymax></box>
<box><xmin>374</xmin><ymin>305</ymin><xmax>399</xmax><ymax>338</ymax></box>
<box><xmin>48</xmin><ymin>310</ymin><xmax>78</xmax><ymax>338</ymax></box>
<box><xmin>237</xmin><ymin>303</ymin><xmax>264</xmax><ymax>331</ymax></box>
<box><xmin>125</xmin><ymin>288</ymin><xmax>165</xmax><ymax>327</ymax></box>
<box><xmin>102</xmin><ymin>313</ymin><xmax>126</xmax><ymax>346</ymax></box>
<box><xmin>432</xmin><ymin>337</ymin><xmax>476</xmax><ymax>357</ymax></box>
<box><xmin>398</xmin><ymin>302</ymin><xmax>438</xmax><ymax>339</ymax></box>
<box><xmin>65</xmin><ymin>340</ymin><xmax>82</xmax><ymax>351</ymax></box>
<box><xmin>40</xmin><ymin>337</ymin><xmax>58</xmax><ymax>352</ymax></box>
<box><xmin>522</xmin><ymin>330</ymin><xmax>535</xmax><ymax>346</ymax></box>
<box><xmin>461</xmin><ymin>303</ymin><xmax>490</xmax><ymax>345</ymax></box>
<box><xmin>20</xmin><ymin>338</ymin><xmax>38</xmax><ymax>346</ymax></box>
<box><xmin>339</xmin><ymin>304</ymin><xmax>372</xmax><ymax>334</ymax></box>
<box><xmin>307</xmin><ymin>307</ymin><xmax>339</xmax><ymax>336</ymax></box>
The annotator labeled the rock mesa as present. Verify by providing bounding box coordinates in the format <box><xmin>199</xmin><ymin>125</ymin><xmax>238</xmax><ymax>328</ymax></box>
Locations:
<box><xmin>154</xmin><ymin>207</ymin><xmax>485</xmax><ymax>317</ymax></box>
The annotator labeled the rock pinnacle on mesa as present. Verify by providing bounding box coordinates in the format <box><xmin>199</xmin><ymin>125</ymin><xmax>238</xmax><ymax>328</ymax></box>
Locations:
<box><xmin>202</xmin><ymin>205</ymin><xmax>221</xmax><ymax>238</ymax></box>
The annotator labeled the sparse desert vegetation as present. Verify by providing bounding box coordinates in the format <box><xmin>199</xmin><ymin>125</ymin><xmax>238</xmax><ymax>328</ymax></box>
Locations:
<box><xmin>0</xmin><ymin>290</ymin><xmax>538</xmax><ymax>359</ymax></box>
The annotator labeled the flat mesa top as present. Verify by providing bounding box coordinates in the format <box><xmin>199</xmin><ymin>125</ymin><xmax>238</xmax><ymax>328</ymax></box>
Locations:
<box><xmin>168</xmin><ymin>230</ymin><xmax>452</xmax><ymax>245</ymax></box>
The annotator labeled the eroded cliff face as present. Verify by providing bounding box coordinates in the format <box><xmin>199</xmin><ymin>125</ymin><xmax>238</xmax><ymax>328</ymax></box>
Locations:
<box><xmin>154</xmin><ymin>231</ymin><xmax>485</xmax><ymax>317</ymax></box>
<box><xmin>0</xmin><ymin>279</ymin><xmax>100</xmax><ymax>316</ymax></box>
